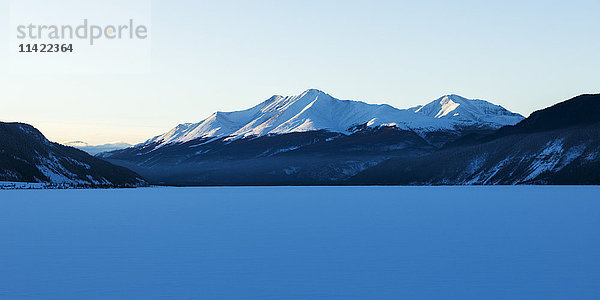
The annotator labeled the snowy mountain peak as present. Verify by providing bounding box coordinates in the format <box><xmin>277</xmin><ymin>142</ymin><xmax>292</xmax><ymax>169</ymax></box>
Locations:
<box><xmin>410</xmin><ymin>94</ymin><xmax>524</xmax><ymax>127</ymax></box>
<box><xmin>146</xmin><ymin>90</ymin><xmax>523</xmax><ymax>146</ymax></box>
<box><xmin>301</xmin><ymin>88</ymin><xmax>327</xmax><ymax>95</ymax></box>
<box><xmin>411</xmin><ymin>95</ymin><xmax>470</xmax><ymax>117</ymax></box>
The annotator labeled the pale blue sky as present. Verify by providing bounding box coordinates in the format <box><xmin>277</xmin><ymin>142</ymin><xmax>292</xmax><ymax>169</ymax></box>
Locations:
<box><xmin>1</xmin><ymin>0</ymin><xmax>599</xmax><ymax>144</ymax></box>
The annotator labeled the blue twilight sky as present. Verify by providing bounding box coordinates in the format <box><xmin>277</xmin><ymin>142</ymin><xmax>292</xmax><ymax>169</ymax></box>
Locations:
<box><xmin>1</xmin><ymin>0</ymin><xmax>599</xmax><ymax>145</ymax></box>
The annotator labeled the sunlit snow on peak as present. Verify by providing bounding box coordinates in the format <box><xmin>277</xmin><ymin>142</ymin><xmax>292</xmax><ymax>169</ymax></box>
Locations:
<box><xmin>145</xmin><ymin>90</ymin><xmax>524</xmax><ymax>146</ymax></box>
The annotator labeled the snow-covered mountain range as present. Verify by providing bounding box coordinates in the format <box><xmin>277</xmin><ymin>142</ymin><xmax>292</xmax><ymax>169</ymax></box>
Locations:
<box><xmin>146</xmin><ymin>89</ymin><xmax>524</xmax><ymax>146</ymax></box>
<box><xmin>100</xmin><ymin>91</ymin><xmax>600</xmax><ymax>186</ymax></box>
<box><xmin>409</xmin><ymin>94</ymin><xmax>524</xmax><ymax>126</ymax></box>
<box><xmin>65</xmin><ymin>141</ymin><xmax>132</xmax><ymax>155</ymax></box>
<box><xmin>353</xmin><ymin>94</ymin><xmax>600</xmax><ymax>185</ymax></box>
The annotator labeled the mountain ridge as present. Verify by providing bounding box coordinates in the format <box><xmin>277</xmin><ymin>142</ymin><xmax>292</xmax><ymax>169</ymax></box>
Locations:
<box><xmin>100</xmin><ymin>89</ymin><xmax>529</xmax><ymax>186</ymax></box>
<box><xmin>350</xmin><ymin>93</ymin><xmax>600</xmax><ymax>185</ymax></box>
<box><xmin>409</xmin><ymin>94</ymin><xmax>524</xmax><ymax>126</ymax></box>
<box><xmin>0</xmin><ymin>122</ymin><xmax>146</xmax><ymax>187</ymax></box>
<box><xmin>64</xmin><ymin>141</ymin><xmax>133</xmax><ymax>155</ymax></box>
<box><xmin>145</xmin><ymin>89</ymin><xmax>524</xmax><ymax>147</ymax></box>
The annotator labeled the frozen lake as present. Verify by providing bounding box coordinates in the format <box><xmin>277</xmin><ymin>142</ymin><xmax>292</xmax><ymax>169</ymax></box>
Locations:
<box><xmin>1</xmin><ymin>186</ymin><xmax>599</xmax><ymax>299</ymax></box>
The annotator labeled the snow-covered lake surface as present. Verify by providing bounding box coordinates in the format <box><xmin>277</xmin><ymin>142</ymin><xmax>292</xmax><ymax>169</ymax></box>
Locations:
<box><xmin>1</xmin><ymin>186</ymin><xmax>599</xmax><ymax>299</ymax></box>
